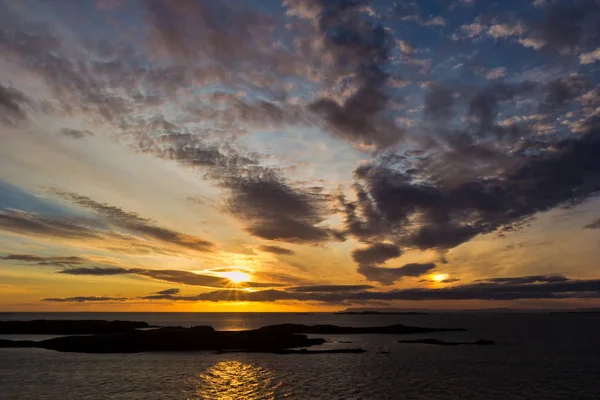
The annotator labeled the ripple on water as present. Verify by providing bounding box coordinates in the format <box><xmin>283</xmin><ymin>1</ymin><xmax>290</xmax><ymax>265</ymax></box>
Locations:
<box><xmin>186</xmin><ymin>361</ymin><xmax>292</xmax><ymax>400</ymax></box>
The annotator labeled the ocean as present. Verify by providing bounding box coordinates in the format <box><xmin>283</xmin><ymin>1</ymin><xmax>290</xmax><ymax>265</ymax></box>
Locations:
<box><xmin>1</xmin><ymin>312</ymin><xmax>599</xmax><ymax>399</ymax></box>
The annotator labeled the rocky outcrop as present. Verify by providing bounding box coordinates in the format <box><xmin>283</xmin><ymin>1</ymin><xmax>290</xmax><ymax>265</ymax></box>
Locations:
<box><xmin>0</xmin><ymin>326</ymin><xmax>326</xmax><ymax>354</ymax></box>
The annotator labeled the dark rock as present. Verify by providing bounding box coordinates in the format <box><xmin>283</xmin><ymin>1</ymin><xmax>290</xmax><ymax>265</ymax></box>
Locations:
<box><xmin>0</xmin><ymin>320</ymin><xmax>149</xmax><ymax>335</ymax></box>
<box><xmin>0</xmin><ymin>325</ymin><xmax>326</xmax><ymax>354</ymax></box>
<box><xmin>0</xmin><ymin>339</ymin><xmax>37</xmax><ymax>348</ymax></box>
<box><xmin>257</xmin><ymin>323</ymin><xmax>464</xmax><ymax>335</ymax></box>
<box><xmin>398</xmin><ymin>339</ymin><xmax>495</xmax><ymax>346</ymax></box>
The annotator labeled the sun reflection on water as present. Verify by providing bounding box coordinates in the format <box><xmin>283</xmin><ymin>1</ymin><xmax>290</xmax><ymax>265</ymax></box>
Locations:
<box><xmin>188</xmin><ymin>361</ymin><xmax>291</xmax><ymax>400</ymax></box>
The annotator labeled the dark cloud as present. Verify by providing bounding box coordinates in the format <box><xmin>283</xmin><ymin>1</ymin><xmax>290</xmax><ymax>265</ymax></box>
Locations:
<box><xmin>136</xmin><ymin>126</ymin><xmax>332</xmax><ymax>244</ymax></box>
<box><xmin>534</xmin><ymin>0</ymin><xmax>600</xmax><ymax>54</ymax></box>
<box><xmin>542</xmin><ymin>76</ymin><xmax>590</xmax><ymax>110</ymax></box>
<box><xmin>477</xmin><ymin>275</ymin><xmax>570</xmax><ymax>284</ymax></box>
<box><xmin>155</xmin><ymin>288</ymin><xmax>180</xmax><ymax>295</ymax></box>
<box><xmin>288</xmin><ymin>284</ymin><xmax>374</xmax><ymax>292</ymax></box>
<box><xmin>0</xmin><ymin>84</ymin><xmax>29</xmax><ymax>125</ymax></box>
<box><xmin>50</xmin><ymin>190</ymin><xmax>214</xmax><ymax>252</ymax></box>
<box><xmin>1</xmin><ymin>254</ymin><xmax>85</xmax><ymax>267</ymax></box>
<box><xmin>224</xmin><ymin>170</ymin><xmax>331</xmax><ymax>243</ymax></box>
<box><xmin>42</xmin><ymin>296</ymin><xmax>127</xmax><ymax>303</ymax></box>
<box><xmin>131</xmin><ymin>275</ymin><xmax>600</xmax><ymax>303</ymax></box>
<box><xmin>340</xmin><ymin>125</ymin><xmax>600</xmax><ymax>251</ymax></box>
<box><xmin>0</xmin><ymin>209</ymin><xmax>102</xmax><ymax>240</ymax></box>
<box><xmin>144</xmin><ymin>0</ymin><xmax>277</xmax><ymax>68</ymax></box>
<box><xmin>258</xmin><ymin>245</ymin><xmax>296</xmax><ymax>256</ymax></box>
<box><xmin>352</xmin><ymin>243</ymin><xmax>402</xmax><ymax>265</ymax></box>
<box><xmin>424</xmin><ymin>85</ymin><xmax>455</xmax><ymax>120</ymax></box>
<box><xmin>59</xmin><ymin>267</ymin><xmax>130</xmax><ymax>276</ymax></box>
<box><xmin>291</xmin><ymin>0</ymin><xmax>404</xmax><ymax>149</ymax></box>
<box><xmin>59</xmin><ymin>128</ymin><xmax>94</xmax><ymax>139</ymax></box>
<box><xmin>139</xmin><ymin>289</ymin><xmax>294</xmax><ymax>302</ymax></box>
<box><xmin>351</xmin><ymin>243</ymin><xmax>433</xmax><ymax>284</ymax></box>
<box><xmin>59</xmin><ymin>267</ymin><xmax>286</xmax><ymax>289</ymax></box>
<box><xmin>358</xmin><ymin>263</ymin><xmax>436</xmax><ymax>285</ymax></box>
<box><xmin>584</xmin><ymin>217</ymin><xmax>600</xmax><ymax>229</ymax></box>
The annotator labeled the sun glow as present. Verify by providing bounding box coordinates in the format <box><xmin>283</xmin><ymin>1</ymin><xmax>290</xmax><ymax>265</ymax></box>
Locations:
<box><xmin>222</xmin><ymin>271</ymin><xmax>251</xmax><ymax>284</ymax></box>
<box><xmin>431</xmin><ymin>273</ymin><xmax>449</xmax><ymax>282</ymax></box>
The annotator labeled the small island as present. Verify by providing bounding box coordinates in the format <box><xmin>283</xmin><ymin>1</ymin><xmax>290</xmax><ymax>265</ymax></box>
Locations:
<box><xmin>0</xmin><ymin>325</ymin><xmax>327</xmax><ymax>353</ymax></box>
<box><xmin>0</xmin><ymin>320</ymin><xmax>469</xmax><ymax>354</ymax></box>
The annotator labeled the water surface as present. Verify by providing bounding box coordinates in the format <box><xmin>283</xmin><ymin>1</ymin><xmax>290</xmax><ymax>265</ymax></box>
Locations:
<box><xmin>1</xmin><ymin>312</ymin><xmax>599</xmax><ymax>399</ymax></box>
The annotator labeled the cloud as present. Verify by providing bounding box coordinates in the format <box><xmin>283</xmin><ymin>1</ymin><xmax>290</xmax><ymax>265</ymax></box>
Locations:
<box><xmin>224</xmin><ymin>170</ymin><xmax>332</xmax><ymax>243</ymax></box>
<box><xmin>424</xmin><ymin>85</ymin><xmax>455</xmax><ymax>120</ymax></box>
<box><xmin>397</xmin><ymin>40</ymin><xmax>415</xmax><ymax>55</ymax></box>
<box><xmin>424</xmin><ymin>16</ymin><xmax>446</xmax><ymax>27</ymax></box>
<box><xmin>59</xmin><ymin>128</ymin><xmax>94</xmax><ymax>139</ymax></box>
<box><xmin>0</xmin><ymin>209</ymin><xmax>102</xmax><ymax>240</ymax></box>
<box><xmin>487</xmin><ymin>23</ymin><xmax>526</xmax><ymax>39</ymax></box>
<box><xmin>59</xmin><ymin>267</ymin><xmax>130</xmax><ymax>276</ymax></box>
<box><xmin>542</xmin><ymin>76</ymin><xmax>590</xmax><ymax>109</ymax></box>
<box><xmin>130</xmin><ymin>275</ymin><xmax>600</xmax><ymax>303</ymax></box>
<box><xmin>454</xmin><ymin>2</ymin><xmax>600</xmax><ymax>54</ymax></box>
<box><xmin>358</xmin><ymin>263</ymin><xmax>436</xmax><ymax>285</ymax></box>
<box><xmin>42</xmin><ymin>296</ymin><xmax>127</xmax><ymax>302</ymax></box>
<box><xmin>486</xmin><ymin>67</ymin><xmax>506</xmax><ymax>80</ymax></box>
<box><xmin>477</xmin><ymin>275</ymin><xmax>570</xmax><ymax>284</ymax></box>
<box><xmin>584</xmin><ymin>217</ymin><xmax>600</xmax><ymax>229</ymax></box>
<box><xmin>59</xmin><ymin>267</ymin><xmax>286</xmax><ymax>289</ymax></box>
<box><xmin>258</xmin><ymin>245</ymin><xmax>296</xmax><ymax>256</ymax></box>
<box><xmin>352</xmin><ymin>243</ymin><xmax>402</xmax><ymax>265</ymax></box>
<box><xmin>288</xmin><ymin>284</ymin><xmax>374</xmax><ymax>292</ymax></box>
<box><xmin>339</xmin><ymin>124</ymin><xmax>600</xmax><ymax>251</ymax></box>
<box><xmin>351</xmin><ymin>243</ymin><xmax>433</xmax><ymax>285</ymax></box>
<box><xmin>1</xmin><ymin>254</ymin><xmax>85</xmax><ymax>267</ymax></box>
<box><xmin>580</xmin><ymin>48</ymin><xmax>600</xmax><ymax>65</ymax></box>
<box><xmin>155</xmin><ymin>288</ymin><xmax>180</xmax><ymax>295</ymax></box>
<box><xmin>51</xmin><ymin>190</ymin><xmax>214</xmax><ymax>252</ymax></box>
<box><xmin>135</xmin><ymin>125</ymin><xmax>332</xmax><ymax>244</ymax></box>
<box><xmin>534</xmin><ymin>0</ymin><xmax>600</xmax><ymax>54</ymax></box>
<box><xmin>289</xmin><ymin>0</ymin><xmax>405</xmax><ymax>150</ymax></box>
<box><xmin>0</xmin><ymin>84</ymin><xmax>29</xmax><ymax>125</ymax></box>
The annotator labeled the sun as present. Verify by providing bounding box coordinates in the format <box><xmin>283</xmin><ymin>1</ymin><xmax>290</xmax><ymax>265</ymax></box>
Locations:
<box><xmin>431</xmin><ymin>273</ymin><xmax>449</xmax><ymax>282</ymax></box>
<box><xmin>222</xmin><ymin>271</ymin><xmax>251</xmax><ymax>284</ymax></box>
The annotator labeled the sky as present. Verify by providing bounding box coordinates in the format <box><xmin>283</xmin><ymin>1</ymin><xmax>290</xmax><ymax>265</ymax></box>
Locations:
<box><xmin>0</xmin><ymin>0</ymin><xmax>599</xmax><ymax>312</ymax></box>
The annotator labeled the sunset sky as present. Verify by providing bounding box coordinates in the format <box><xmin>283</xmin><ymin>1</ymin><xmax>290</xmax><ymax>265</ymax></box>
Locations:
<box><xmin>1</xmin><ymin>0</ymin><xmax>599</xmax><ymax>311</ymax></box>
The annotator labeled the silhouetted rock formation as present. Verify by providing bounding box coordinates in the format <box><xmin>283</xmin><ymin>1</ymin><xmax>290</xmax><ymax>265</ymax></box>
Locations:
<box><xmin>0</xmin><ymin>320</ymin><xmax>149</xmax><ymax>334</ymax></box>
<box><xmin>398</xmin><ymin>339</ymin><xmax>495</xmax><ymax>346</ymax></box>
<box><xmin>257</xmin><ymin>323</ymin><xmax>464</xmax><ymax>334</ymax></box>
<box><xmin>0</xmin><ymin>326</ymin><xmax>326</xmax><ymax>354</ymax></box>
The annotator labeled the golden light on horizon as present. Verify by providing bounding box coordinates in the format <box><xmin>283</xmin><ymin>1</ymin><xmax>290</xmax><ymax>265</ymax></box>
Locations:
<box><xmin>431</xmin><ymin>273</ymin><xmax>449</xmax><ymax>282</ymax></box>
<box><xmin>221</xmin><ymin>271</ymin><xmax>251</xmax><ymax>284</ymax></box>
